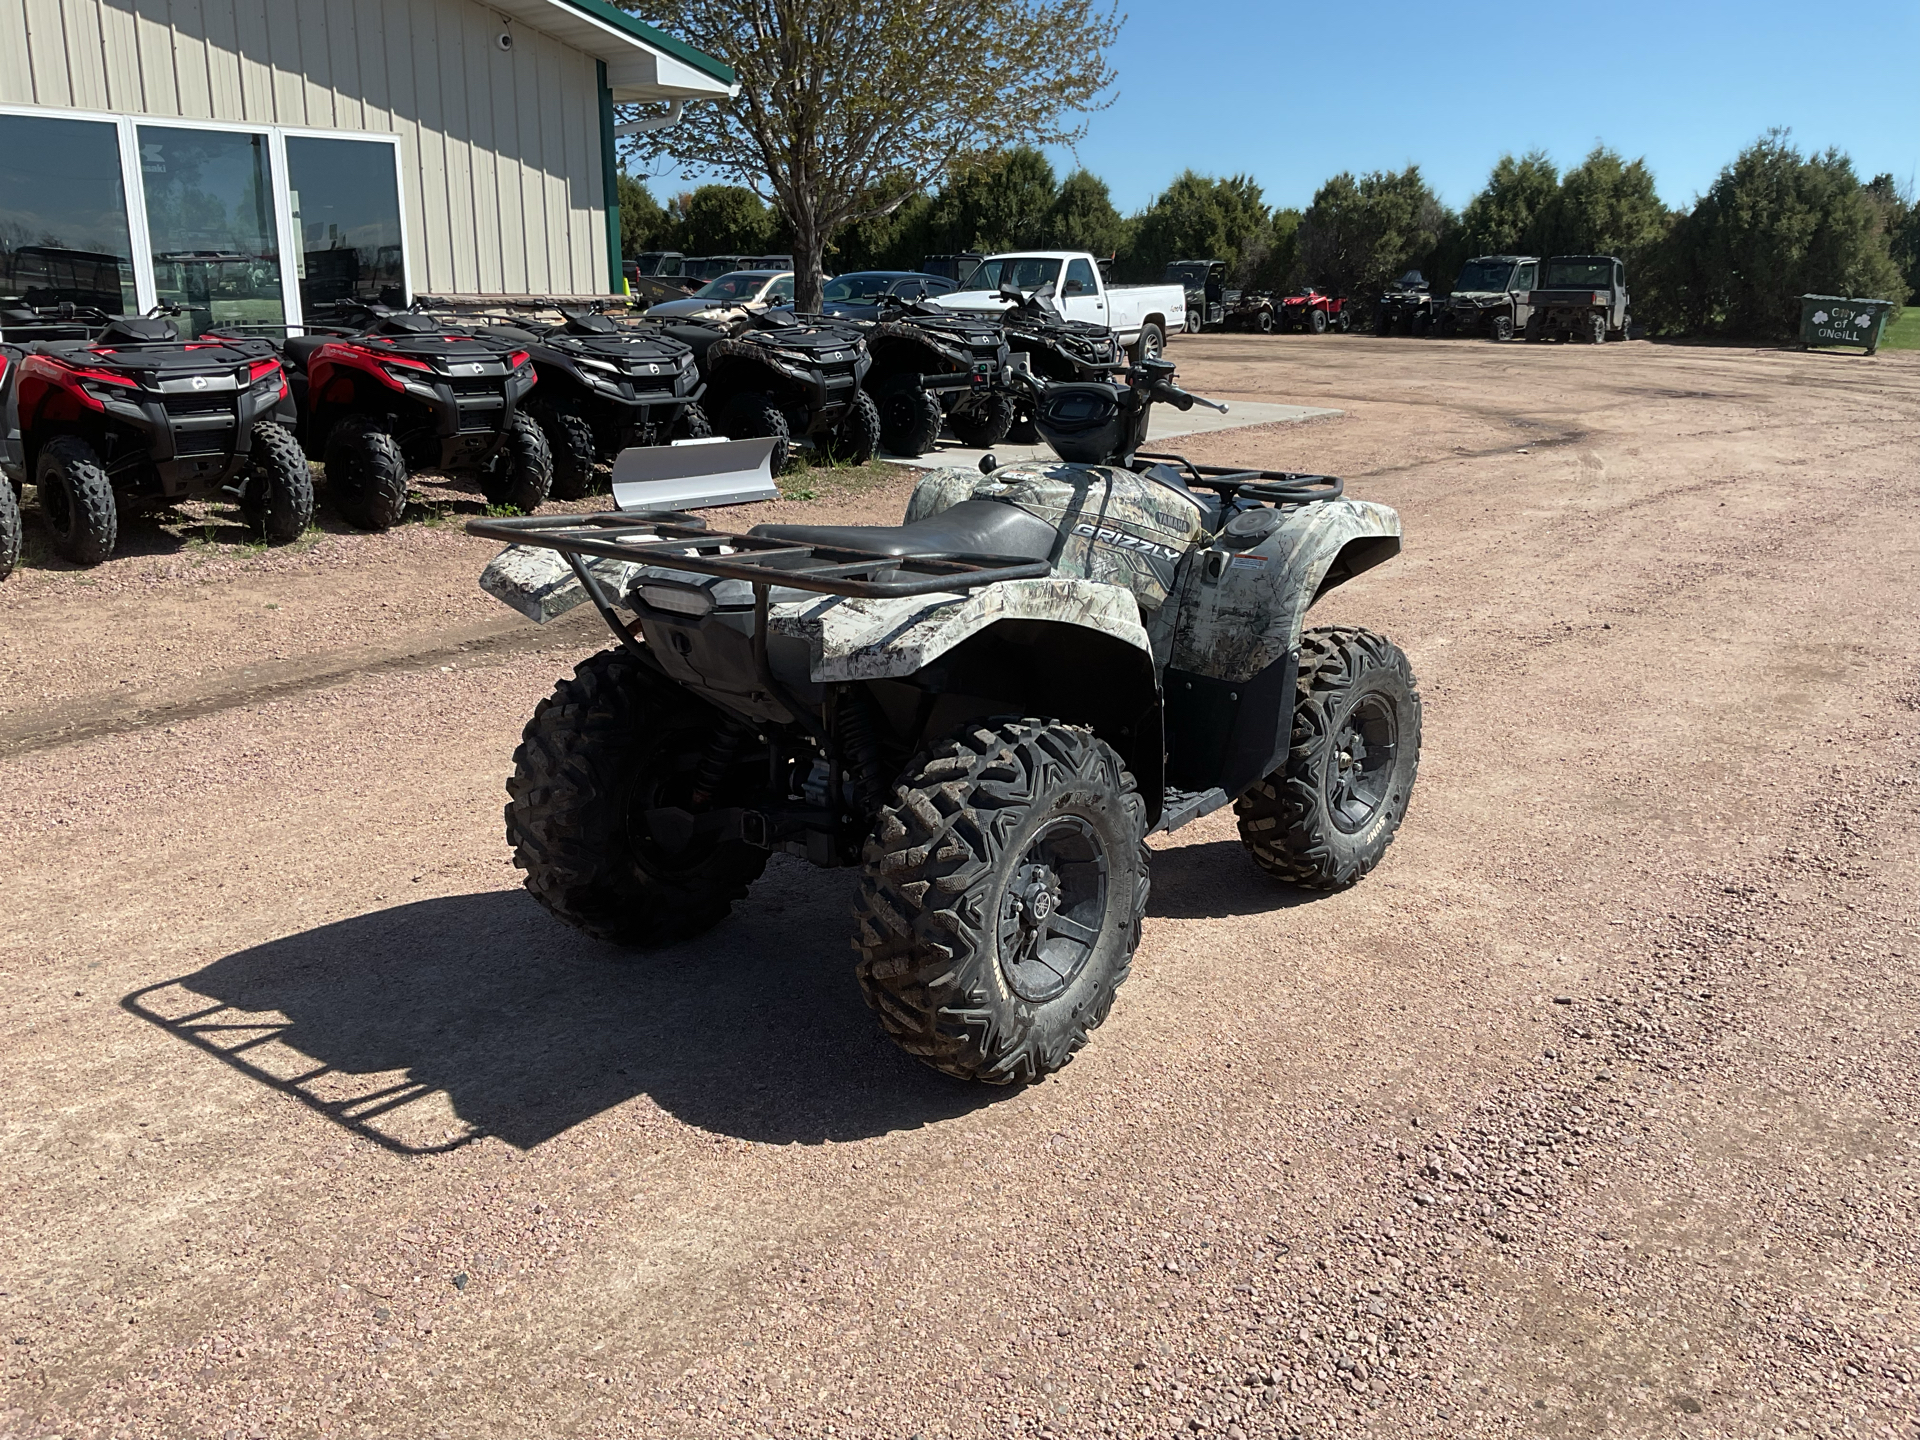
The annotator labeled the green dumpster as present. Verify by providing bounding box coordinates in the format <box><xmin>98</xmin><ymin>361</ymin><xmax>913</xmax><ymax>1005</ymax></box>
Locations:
<box><xmin>1799</xmin><ymin>294</ymin><xmax>1894</xmax><ymax>354</ymax></box>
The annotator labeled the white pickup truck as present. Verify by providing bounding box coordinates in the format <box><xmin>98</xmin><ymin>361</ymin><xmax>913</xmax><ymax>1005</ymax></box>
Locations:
<box><xmin>926</xmin><ymin>250</ymin><xmax>1186</xmax><ymax>360</ymax></box>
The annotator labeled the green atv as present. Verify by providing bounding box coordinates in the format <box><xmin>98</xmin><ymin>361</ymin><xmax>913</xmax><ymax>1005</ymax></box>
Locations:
<box><xmin>469</xmin><ymin>358</ymin><xmax>1422</xmax><ymax>1084</ymax></box>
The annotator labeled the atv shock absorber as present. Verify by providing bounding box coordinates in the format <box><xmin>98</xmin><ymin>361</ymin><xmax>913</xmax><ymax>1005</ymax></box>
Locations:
<box><xmin>690</xmin><ymin>718</ymin><xmax>751</xmax><ymax>807</ymax></box>
<box><xmin>835</xmin><ymin>685</ymin><xmax>887</xmax><ymax>817</ymax></box>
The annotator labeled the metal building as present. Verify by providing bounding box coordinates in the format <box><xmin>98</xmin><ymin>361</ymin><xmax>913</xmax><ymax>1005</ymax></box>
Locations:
<box><xmin>0</xmin><ymin>0</ymin><xmax>733</xmax><ymax>334</ymax></box>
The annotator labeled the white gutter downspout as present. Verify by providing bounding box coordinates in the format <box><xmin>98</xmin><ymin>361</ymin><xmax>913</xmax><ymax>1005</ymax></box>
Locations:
<box><xmin>615</xmin><ymin>99</ymin><xmax>686</xmax><ymax>137</ymax></box>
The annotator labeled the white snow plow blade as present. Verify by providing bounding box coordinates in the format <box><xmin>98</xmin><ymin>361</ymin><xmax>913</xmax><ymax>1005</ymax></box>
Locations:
<box><xmin>611</xmin><ymin>436</ymin><xmax>780</xmax><ymax>513</ymax></box>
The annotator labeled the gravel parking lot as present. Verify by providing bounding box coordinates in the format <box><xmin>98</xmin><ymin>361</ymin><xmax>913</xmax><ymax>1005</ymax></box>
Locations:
<box><xmin>3</xmin><ymin>334</ymin><xmax>1917</xmax><ymax>1440</ymax></box>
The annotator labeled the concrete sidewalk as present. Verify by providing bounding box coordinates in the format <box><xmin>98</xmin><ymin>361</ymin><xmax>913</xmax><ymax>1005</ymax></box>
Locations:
<box><xmin>885</xmin><ymin>398</ymin><xmax>1343</xmax><ymax>470</ymax></box>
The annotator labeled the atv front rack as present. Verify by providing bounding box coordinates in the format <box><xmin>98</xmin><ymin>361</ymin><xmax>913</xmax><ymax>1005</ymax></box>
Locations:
<box><xmin>466</xmin><ymin>511</ymin><xmax>1054</xmax><ymax>599</ymax></box>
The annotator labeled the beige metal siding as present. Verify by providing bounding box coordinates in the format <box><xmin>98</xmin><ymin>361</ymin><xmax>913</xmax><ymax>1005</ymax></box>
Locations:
<box><xmin>0</xmin><ymin>0</ymin><xmax>611</xmax><ymax>295</ymax></box>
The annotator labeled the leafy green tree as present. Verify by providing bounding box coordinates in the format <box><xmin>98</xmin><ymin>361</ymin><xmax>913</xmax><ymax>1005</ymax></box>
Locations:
<box><xmin>1296</xmin><ymin>166</ymin><xmax>1450</xmax><ymax>300</ymax></box>
<box><xmin>621</xmin><ymin>0</ymin><xmax>1120</xmax><ymax>312</ymax></box>
<box><xmin>1046</xmin><ymin>169</ymin><xmax>1130</xmax><ymax>259</ymax></box>
<box><xmin>1461</xmin><ymin>151</ymin><xmax>1560</xmax><ymax>255</ymax></box>
<box><xmin>1541</xmin><ymin>147</ymin><xmax>1668</xmax><ymax>269</ymax></box>
<box><xmin>1670</xmin><ymin>131</ymin><xmax>1905</xmax><ymax>338</ymax></box>
<box><xmin>616</xmin><ymin>173</ymin><xmax>673</xmax><ymax>257</ymax></box>
<box><xmin>829</xmin><ymin>176</ymin><xmax>934</xmax><ymax>272</ymax></box>
<box><xmin>1126</xmin><ymin>171</ymin><xmax>1269</xmax><ymax>282</ymax></box>
<box><xmin>682</xmin><ymin>184</ymin><xmax>773</xmax><ymax>255</ymax></box>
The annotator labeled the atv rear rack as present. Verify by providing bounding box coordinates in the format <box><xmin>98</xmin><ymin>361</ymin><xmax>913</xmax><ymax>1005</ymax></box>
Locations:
<box><xmin>1134</xmin><ymin>453</ymin><xmax>1345</xmax><ymax>505</ymax></box>
<box><xmin>466</xmin><ymin>511</ymin><xmax>1054</xmax><ymax>599</ymax></box>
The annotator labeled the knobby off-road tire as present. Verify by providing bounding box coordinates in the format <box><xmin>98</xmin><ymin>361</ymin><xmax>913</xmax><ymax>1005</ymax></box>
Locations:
<box><xmin>1256</xmin><ymin>309</ymin><xmax>1274</xmax><ymax>335</ymax></box>
<box><xmin>671</xmin><ymin>401</ymin><xmax>714</xmax><ymax>440</ymax></box>
<box><xmin>1374</xmin><ymin>308</ymin><xmax>1392</xmax><ymax>337</ymax></box>
<box><xmin>878</xmin><ymin>386</ymin><xmax>943</xmax><ymax>457</ymax></box>
<box><xmin>854</xmin><ymin>719</ymin><xmax>1150</xmax><ymax>1085</ymax></box>
<box><xmin>822</xmin><ymin>389</ymin><xmax>882</xmax><ymax>466</ymax></box>
<box><xmin>720</xmin><ymin>391</ymin><xmax>790</xmax><ymax>474</ymax></box>
<box><xmin>478</xmin><ymin>411</ymin><xmax>554</xmax><ymax>514</ymax></box>
<box><xmin>1337</xmin><ymin>309</ymin><xmax>1352</xmax><ymax>333</ymax></box>
<box><xmin>535</xmin><ymin>405</ymin><xmax>599</xmax><ymax>501</ymax></box>
<box><xmin>324</xmin><ymin>415</ymin><xmax>408</xmax><ymax>531</ymax></box>
<box><xmin>1525</xmin><ymin>313</ymin><xmax>1545</xmax><ymax>343</ymax></box>
<box><xmin>0</xmin><ymin>480</ymin><xmax>21</xmax><ymax>581</ymax></box>
<box><xmin>36</xmin><ymin>434</ymin><xmax>117</xmax><ymax>566</ymax></box>
<box><xmin>1186</xmin><ymin>308</ymin><xmax>1204</xmax><ymax>338</ymax></box>
<box><xmin>1585</xmin><ymin>312</ymin><xmax>1608</xmax><ymax>345</ymax></box>
<box><xmin>1235</xmin><ymin>626</ymin><xmax>1422</xmax><ymax>890</ymax></box>
<box><xmin>1006</xmin><ymin>406</ymin><xmax>1040</xmax><ymax>446</ymax></box>
<box><xmin>1490</xmin><ymin>313</ymin><xmax>1514</xmax><ymax>342</ymax></box>
<box><xmin>239</xmin><ymin>420</ymin><xmax>314</xmax><ymax>542</ymax></box>
<box><xmin>505</xmin><ymin>648</ymin><xmax>769</xmax><ymax>945</ymax></box>
<box><xmin>948</xmin><ymin>390</ymin><xmax>1016</xmax><ymax>450</ymax></box>
<box><xmin>1309</xmin><ymin>308</ymin><xmax>1329</xmax><ymax>335</ymax></box>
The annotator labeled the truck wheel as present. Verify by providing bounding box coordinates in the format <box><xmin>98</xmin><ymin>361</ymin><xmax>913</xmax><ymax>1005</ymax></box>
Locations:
<box><xmin>1235</xmin><ymin>626</ymin><xmax>1422</xmax><ymax>890</ymax></box>
<box><xmin>506</xmin><ymin>648</ymin><xmax>770</xmax><ymax>945</ymax></box>
<box><xmin>1490</xmin><ymin>313</ymin><xmax>1514</xmax><ymax>342</ymax></box>
<box><xmin>324</xmin><ymin>415</ymin><xmax>409</xmax><ymax>531</ymax></box>
<box><xmin>1585</xmin><ymin>313</ymin><xmax>1608</xmax><ymax>345</ymax></box>
<box><xmin>1132</xmin><ymin>322</ymin><xmax>1165</xmax><ymax>363</ymax></box>
<box><xmin>478</xmin><ymin>412</ymin><xmax>554</xmax><ymax>513</ymax></box>
<box><xmin>948</xmin><ymin>391</ymin><xmax>1016</xmax><ymax>449</ymax></box>
<box><xmin>878</xmin><ymin>386</ymin><xmax>943</xmax><ymax>457</ymax></box>
<box><xmin>822</xmin><ymin>389</ymin><xmax>882</xmax><ymax>465</ymax></box>
<box><xmin>1256</xmin><ymin>310</ymin><xmax>1274</xmax><ymax>334</ymax></box>
<box><xmin>1524</xmin><ymin>314</ymin><xmax>1544</xmax><ymax>343</ymax></box>
<box><xmin>0</xmin><ymin>481</ymin><xmax>21</xmax><ymax>581</ymax></box>
<box><xmin>854</xmin><ymin>719</ymin><xmax>1150</xmax><ymax>1084</ymax></box>
<box><xmin>1186</xmin><ymin>308</ymin><xmax>1203</xmax><ymax>338</ymax></box>
<box><xmin>239</xmin><ymin>421</ymin><xmax>314</xmax><ymax>542</ymax></box>
<box><xmin>1309</xmin><ymin>308</ymin><xmax>1328</xmax><ymax>335</ymax></box>
<box><xmin>720</xmin><ymin>392</ymin><xmax>790</xmax><ymax>474</ymax></box>
<box><xmin>1438</xmin><ymin>314</ymin><xmax>1457</xmax><ymax>339</ymax></box>
<box><xmin>671</xmin><ymin>401</ymin><xmax>714</xmax><ymax>440</ymax></box>
<box><xmin>36</xmin><ymin>435</ymin><xmax>117</xmax><ymax>566</ymax></box>
<box><xmin>535</xmin><ymin>406</ymin><xmax>599</xmax><ymax>501</ymax></box>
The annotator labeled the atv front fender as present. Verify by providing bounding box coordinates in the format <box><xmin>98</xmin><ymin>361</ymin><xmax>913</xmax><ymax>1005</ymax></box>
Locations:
<box><xmin>771</xmin><ymin>575</ymin><xmax>1150</xmax><ymax>683</ymax></box>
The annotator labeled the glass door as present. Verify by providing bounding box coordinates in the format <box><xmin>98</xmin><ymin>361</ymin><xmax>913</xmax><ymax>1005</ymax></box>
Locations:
<box><xmin>0</xmin><ymin>113</ymin><xmax>141</xmax><ymax>317</ymax></box>
<box><xmin>137</xmin><ymin>125</ymin><xmax>285</xmax><ymax>338</ymax></box>
<box><xmin>284</xmin><ymin>135</ymin><xmax>406</xmax><ymax>313</ymax></box>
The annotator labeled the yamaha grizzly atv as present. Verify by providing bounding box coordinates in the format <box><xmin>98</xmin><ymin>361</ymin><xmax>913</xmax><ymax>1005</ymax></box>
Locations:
<box><xmin>1</xmin><ymin>304</ymin><xmax>311</xmax><ymax>569</ymax></box>
<box><xmin>479</xmin><ymin>305</ymin><xmax>711</xmax><ymax>500</ymax></box>
<box><xmin>264</xmin><ymin>300</ymin><xmax>551</xmax><ymax>529</ymax></box>
<box><xmin>635</xmin><ymin>309</ymin><xmax>878</xmax><ymax>475</ymax></box>
<box><xmin>859</xmin><ymin>295</ymin><xmax>1016</xmax><ymax>456</ymax></box>
<box><xmin>467</xmin><ymin>355</ymin><xmax>1421</xmax><ymax>1085</ymax></box>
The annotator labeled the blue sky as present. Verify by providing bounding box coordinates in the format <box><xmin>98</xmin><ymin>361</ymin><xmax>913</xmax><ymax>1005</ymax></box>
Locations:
<box><xmin>639</xmin><ymin>0</ymin><xmax>1918</xmax><ymax>215</ymax></box>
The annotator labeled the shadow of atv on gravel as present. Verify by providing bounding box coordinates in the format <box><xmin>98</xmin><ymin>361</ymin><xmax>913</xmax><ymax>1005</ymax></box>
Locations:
<box><xmin>123</xmin><ymin>843</ymin><xmax>1328</xmax><ymax>1154</ymax></box>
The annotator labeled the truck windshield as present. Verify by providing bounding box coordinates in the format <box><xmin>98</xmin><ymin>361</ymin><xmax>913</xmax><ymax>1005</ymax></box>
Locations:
<box><xmin>1453</xmin><ymin>260</ymin><xmax>1516</xmax><ymax>293</ymax></box>
<box><xmin>955</xmin><ymin>256</ymin><xmax>1063</xmax><ymax>293</ymax></box>
<box><xmin>1542</xmin><ymin>260</ymin><xmax>1613</xmax><ymax>288</ymax></box>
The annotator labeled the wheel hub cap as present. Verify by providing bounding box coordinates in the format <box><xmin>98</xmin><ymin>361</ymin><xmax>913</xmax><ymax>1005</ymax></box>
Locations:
<box><xmin>1327</xmin><ymin>694</ymin><xmax>1398</xmax><ymax>834</ymax></box>
<box><xmin>997</xmin><ymin>821</ymin><xmax>1109</xmax><ymax>1003</ymax></box>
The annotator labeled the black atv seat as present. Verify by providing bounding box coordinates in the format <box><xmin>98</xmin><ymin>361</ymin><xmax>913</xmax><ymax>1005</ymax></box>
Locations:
<box><xmin>563</xmin><ymin>312</ymin><xmax>618</xmax><ymax>335</ymax></box>
<box><xmin>374</xmin><ymin>313</ymin><xmax>448</xmax><ymax>335</ymax></box>
<box><xmin>282</xmin><ymin>333</ymin><xmax>333</xmax><ymax>369</ymax></box>
<box><xmin>751</xmin><ymin>499</ymin><xmax>1059</xmax><ymax>562</ymax></box>
<box><xmin>97</xmin><ymin>315</ymin><xmax>180</xmax><ymax>344</ymax></box>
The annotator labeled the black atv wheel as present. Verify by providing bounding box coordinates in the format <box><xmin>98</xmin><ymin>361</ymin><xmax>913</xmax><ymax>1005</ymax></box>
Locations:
<box><xmin>535</xmin><ymin>406</ymin><xmax>599</xmax><ymax>501</ymax></box>
<box><xmin>1336</xmin><ymin>309</ymin><xmax>1352</xmax><ymax>333</ymax></box>
<box><xmin>1132</xmin><ymin>321</ymin><xmax>1166</xmax><ymax>363</ymax></box>
<box><xmin>720</xmin><ymin>391</ymin><xmax>790</xmax><ymax>474</ymax></box>
<box><xmin>822</xmin><ymin>389</ymin><xmax>882</xmax><ymax>465</ymax></box>
<box><xmin>1006</xmin><ymin>406</ymin><xmax>1040</xmax><ymax>445</ymax></box>
<box><xmin>1235</xmin><ymin>625</ymin><xmax>1422</xmax><ymax>891</ymax></box>
<box><xmin>478</xmin><ymin>412</ymin><xmax>554</xmax><ymax>514</ymax></box>
<box><xmin>854</xmin><ymin>719</ymin><xmax>1149</xmax><ymax>1084</ymax></box>
<box><xmin>1374</xmin><ymin>308</ymin><xmax>1392</xmax><ymax>337</ymax></box>
<box><xmin>0</xmin><ymin>480</ymin><xmax>21</xmax><ymax>581</ymax></box>
<box><xmin>671</xmin><ymin>401</ymin><xmax>714</xmax><ymax>440</ymax></box>
<box><xmin>948</xmin><ymin>390</ymin><xmax>1016</xmax><ymax>450</ymax></box>
<box><xmin>323</xmin><ymin>415</ymin><xmax>408</xmax><ymax>531</ymax></box>
<box><xmin>1490</xmin><ymin>313</ymin><xmax>1514</xmax><ymax>342</ymax></box>
<box><xmin>1309</xmin><ymin>308</ymin><xmax>1328</xmax><ymax>335</ymax></box>
<box><xmin>878</xmin><ymin>386</ymin><xmax>943</xmax><ymax>457</ymax></box>
<box><xmin>238</xmin><ymin>421</ymin><xmax>314</xmax><ymax>542</ymax></box>
<box><xmin>36</xmin><ymin>434</ymin><xmax>117</xmax><ymax>566</ymax></box>
<box><xmin>1524</xmin><ymin>313</ymin><xmax>1545</xmax><ymax>343</ymax></box>
<box><xmin>1585</xmin><ymin>312</ymin><xmax>1608</xmax><ymax>345</ymax></box>
<box><xmin>506</xmin><ymin>648</ymin><xmax>770</xmax><ymax>945</ymax></box>
<box><xmin>1412</xmin><ymin>313</ymin><xmax>1431</xmax><ymax>338</ymax></box>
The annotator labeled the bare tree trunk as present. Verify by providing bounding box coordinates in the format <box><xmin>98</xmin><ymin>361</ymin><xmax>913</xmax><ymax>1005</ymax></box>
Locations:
<box><xmin>791</xmin><ymin>205</ymin><xmax>827</xmax><ymax>314</ymax></box>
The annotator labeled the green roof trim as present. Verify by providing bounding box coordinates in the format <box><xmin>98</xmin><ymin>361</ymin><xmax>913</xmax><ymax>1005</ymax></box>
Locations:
<box><xmin>554</xmin><ymin>0</ymin><xmax>736</xmax><ymax>87</ymax></box>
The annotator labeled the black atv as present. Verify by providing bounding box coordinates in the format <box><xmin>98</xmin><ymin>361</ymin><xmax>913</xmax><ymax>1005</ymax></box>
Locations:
<box><xmin>0</xmin><ymin>304</ymin><xmax>311</xmax><ymax>569</ymax></box>
<box><xmin>479</xmin><ymin>306</ymin><xmax>711</xmax><ymax>500</ymax></box>
<box><xmin>639</xmin><ymin>310</ymin><xmax>877</xmax><ymax>475</ymax></box>
<box><xmin>267</xmin><ymin>300</ymin><xmax>551</xmax><ymax>529</ymax></box>
<box><xmin>1374</xmin><ymin>271</ymin><xmax>1437</xmax><ymax>337</ymax></box>
<box><xmin>859</xmin><ymin>296</ymin><xmax>1015</xmax><ymax>456</ymax></box>
<box><xmin>996</xmin><ymin>283</ymin><xmax>1124</xmax><ymax>443</ymax></box>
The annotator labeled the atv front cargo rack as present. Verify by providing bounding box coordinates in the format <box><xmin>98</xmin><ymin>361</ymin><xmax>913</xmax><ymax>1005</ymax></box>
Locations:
<box><xmin>466</xmin><ymin>511</ymin><xmax>1054</xmax><ymax>600</ymax></box>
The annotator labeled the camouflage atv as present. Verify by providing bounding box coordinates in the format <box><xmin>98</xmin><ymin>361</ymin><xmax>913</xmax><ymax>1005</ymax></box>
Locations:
<box><xmin>469</xmin><ymin>357</ymin><xmax>1421</xmax><ymax>1084</ymax></box>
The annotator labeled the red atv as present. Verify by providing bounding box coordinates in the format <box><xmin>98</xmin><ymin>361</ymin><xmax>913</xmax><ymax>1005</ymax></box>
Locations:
<box><xmin>1278</xmin><ymin>286</ymin><xmax>1351</xmax><ymax>335</ymax></box>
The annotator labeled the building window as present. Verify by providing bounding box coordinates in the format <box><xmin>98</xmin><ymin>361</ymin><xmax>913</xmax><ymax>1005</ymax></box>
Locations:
<box><xmin>286</xmin><ymin>135</ymin><xmax>406</xmax><ymax>313</ymax></box>
<box><xmin>138</xmin><ymin>125</ymin><xmax>286</xmax><ymax>339</ymax></box>
<box><xmin>0</xmin><ymin>112</ymin><xmax>140</xmax><ymax>315</ymax></box>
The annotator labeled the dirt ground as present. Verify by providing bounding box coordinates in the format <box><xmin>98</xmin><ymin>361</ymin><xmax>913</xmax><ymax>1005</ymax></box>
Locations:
<box><xmin>3</xmin><ymin>335</ymin><xmax>1918</xmax><ymax>1440</ymax></box>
